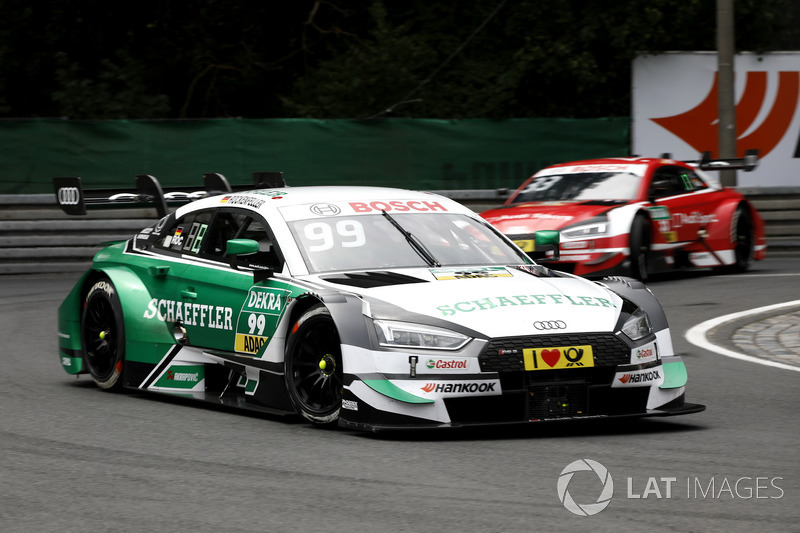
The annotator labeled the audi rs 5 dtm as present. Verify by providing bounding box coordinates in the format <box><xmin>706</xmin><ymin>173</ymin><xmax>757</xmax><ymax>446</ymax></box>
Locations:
<box><xmin>54</xmin><ymin>172</ymin><xmax>704</xmax><ymax>431</ymax></box>
<box><xmin>481</xmin><ymin>152</ymin><xmax>766</xmax><ymax>280</ymax></box>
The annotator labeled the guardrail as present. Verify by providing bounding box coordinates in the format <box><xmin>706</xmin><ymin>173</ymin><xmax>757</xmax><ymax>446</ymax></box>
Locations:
<box><xmin>1</xmin><ymin>188</ymin><xmax>798</xmax><ymax>275</ymax></box>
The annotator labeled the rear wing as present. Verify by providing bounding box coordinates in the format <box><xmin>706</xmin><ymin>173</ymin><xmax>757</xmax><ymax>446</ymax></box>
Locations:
<box><xmin>53</xmin><ymin>171</ymin><xmax>287</xmax><ymax>217</ymax></box>
<box><xmin>693</xmin><ymin>149</ymin><xmax>759</xmax><ymax>172</ymax></box>
<box><xmin>660</xmin><ymin>149</ymin><xmax>759</xmax><ymax>172</ymax></box>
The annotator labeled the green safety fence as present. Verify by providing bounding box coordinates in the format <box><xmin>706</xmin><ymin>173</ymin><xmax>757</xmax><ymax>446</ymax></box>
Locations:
<box><xmin>0</xmin><ymin>117</ymin><xmax>629</xmax><ymax>195</ymax></box>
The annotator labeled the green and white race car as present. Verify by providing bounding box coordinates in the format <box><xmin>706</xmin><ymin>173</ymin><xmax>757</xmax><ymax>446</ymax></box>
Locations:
<box><xmin>55</xmin><ymin>173</ymin><xmax>704</xmax><ymax>431</ymax></box>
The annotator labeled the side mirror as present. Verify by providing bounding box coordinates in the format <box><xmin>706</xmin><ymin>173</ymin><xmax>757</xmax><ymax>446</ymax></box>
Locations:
<box><xmin>226</xmin><ymin>238</ymin><xmax>259</xmax><ymax>272</ymax></box>
<box><xmin>226</xmin><ymin>238</ymin><xmax>259</xmax><ymax>256</ymax></box>
<box><xmin>528</xmin><ymin>230</ymin><xmax>560</xmax><ymax>262</ymax></box>
<box><xmin>226</xmin><ymin>239</ymin><xmax>276</xmax><ymax>281</ymax></box>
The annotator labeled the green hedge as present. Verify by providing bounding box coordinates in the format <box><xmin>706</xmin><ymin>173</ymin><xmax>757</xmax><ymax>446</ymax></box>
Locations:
<box><xmin>1</xmin><ymin>117</ymin><xmax>629</xmax><ymax>194</ymax></box>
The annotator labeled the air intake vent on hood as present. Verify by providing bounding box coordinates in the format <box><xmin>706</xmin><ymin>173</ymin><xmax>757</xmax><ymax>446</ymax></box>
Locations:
<box><xmin>320</xmin><ymin>271</ymin><xmax>428</xmax><ymax>289</ymax></box>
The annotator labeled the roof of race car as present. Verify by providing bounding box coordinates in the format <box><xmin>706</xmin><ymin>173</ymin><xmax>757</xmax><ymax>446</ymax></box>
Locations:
<box><xmin>530</xmin><ymin>156</ymin><xmax>722</xmax><ymax>189</ymax></box>
<box><xmin>536</xmin><ymin>157</ymin><xmax>681</xmax><ymax>172</ymax></box>
<box><xmin>173</xmin><ymin>185</ymin><xmax>476</xmax><ymax>220</ymax></box>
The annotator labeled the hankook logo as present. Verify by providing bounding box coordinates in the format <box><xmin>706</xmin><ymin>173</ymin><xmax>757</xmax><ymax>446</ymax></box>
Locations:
<box><xmin>534</xmin><ymin>320</ymin><xmax>567</xmax><ymax>330</ymax></box>
<box><xmin>309</xmin><ymin>203</ymin><xmax>341</xmax><ymax>216</ymax></box>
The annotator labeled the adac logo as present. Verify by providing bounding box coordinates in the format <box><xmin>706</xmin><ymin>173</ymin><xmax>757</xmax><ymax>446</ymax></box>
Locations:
<box><xmin>652</xmin><ymin>71</ymin><xmax>799</xmax><ymax>159</ymax></box>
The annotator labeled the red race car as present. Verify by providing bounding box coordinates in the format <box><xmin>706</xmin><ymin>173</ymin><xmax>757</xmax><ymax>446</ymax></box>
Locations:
<box><xmin>481</xmin><ymin>152</ymin><xmax>766</xmax><ymax>280</ymax></box>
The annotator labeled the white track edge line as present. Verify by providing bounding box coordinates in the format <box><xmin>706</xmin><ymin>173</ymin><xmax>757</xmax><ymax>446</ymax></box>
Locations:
<box><xmin>684</xmin><ymin>300</ymin><xmax>800</xmax><ymax>373</ymax></box>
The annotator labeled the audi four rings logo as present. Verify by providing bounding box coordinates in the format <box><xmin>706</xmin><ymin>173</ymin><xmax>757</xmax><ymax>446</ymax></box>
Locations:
<box><xmin>534</xmin><ymin>320</ymin><xmax>567</xmax><ymax>330</ymax></box>
<box><xmin>57</xmin><ymin>187</ymin><xmax>80</xmax><ymax>205</ymax></box>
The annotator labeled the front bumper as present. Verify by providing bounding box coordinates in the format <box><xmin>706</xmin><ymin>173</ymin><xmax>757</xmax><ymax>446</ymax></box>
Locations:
<box><xmin>339</xmin><ymin>400</ymin><xmax>706</xmax><ymax>432</ymax></box>
<box><xmin>339</xmin><ymin>334</ymin><xmax>704</xmax><ymax>431</ymax></box>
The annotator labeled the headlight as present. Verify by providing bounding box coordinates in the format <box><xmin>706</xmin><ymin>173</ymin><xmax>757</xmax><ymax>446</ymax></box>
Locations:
<box><xmin>374</xmin><ymin>320</ymin><xmax>470</xmax><ymax>350</ymax></box>
<box><xmin>561</xmin><ymin>217</ymin><xmax>608</xmax><ymax>239</ymax></box>
<box><xmin>621</xmin><ymin>307</ymin><xmax>653</xmax><ymax>341</ymax></box>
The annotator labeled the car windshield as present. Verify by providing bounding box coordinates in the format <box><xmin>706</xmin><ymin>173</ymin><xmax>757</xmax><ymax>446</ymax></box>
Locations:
<box><xmin>512</xmin><ymin>172</ymin><xmax>642</xmax><ymax>202</ymax></box>
<box><xmin>288</xmin><ymin>213</ymin><xmax>529</xmax><ymax>273</ymax></box>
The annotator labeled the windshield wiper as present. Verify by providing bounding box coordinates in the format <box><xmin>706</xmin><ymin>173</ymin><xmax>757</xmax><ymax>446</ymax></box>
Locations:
<box><xmin>381</xmin><ymin>210</ymin><xmax>441</xmax><ymax>267</ymax></box>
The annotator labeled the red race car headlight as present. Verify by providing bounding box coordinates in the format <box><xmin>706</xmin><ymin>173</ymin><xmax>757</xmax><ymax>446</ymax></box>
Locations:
<box><xmin>561</xmin><ymin>216</ymin><xmax>609</xmax><ymax>239</ymax></box>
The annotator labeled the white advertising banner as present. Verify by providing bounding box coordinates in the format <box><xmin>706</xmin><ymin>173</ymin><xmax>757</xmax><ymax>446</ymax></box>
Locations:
<box><xmin>632</xmin><ymin>52</ymin><xmax>800</xmax><ymax>188</ymax></box>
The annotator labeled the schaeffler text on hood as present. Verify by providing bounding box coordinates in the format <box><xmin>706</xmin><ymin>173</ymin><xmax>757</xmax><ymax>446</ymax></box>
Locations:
<box><xmin>331</xmin><ymin>267</ymin><xmax>624</xmax><ymax>337</ymax></box>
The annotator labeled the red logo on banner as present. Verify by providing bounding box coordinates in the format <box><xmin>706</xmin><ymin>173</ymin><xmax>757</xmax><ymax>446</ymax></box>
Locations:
<box><xmin>651</xmin><ymin>71</ymin><xmax>799</xmax><ymax>158</ymax></box>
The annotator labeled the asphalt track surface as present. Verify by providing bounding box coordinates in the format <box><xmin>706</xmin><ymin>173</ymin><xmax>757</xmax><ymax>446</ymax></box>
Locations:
<box><xmin>2</xmin><ymin>257</ymin><xmax>799</xmax><ymax>532</ymax></box>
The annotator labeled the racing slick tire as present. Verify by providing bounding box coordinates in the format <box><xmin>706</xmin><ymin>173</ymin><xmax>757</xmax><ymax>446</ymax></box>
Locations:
<box><xmin>629</xmin><ymin>214</ymin><xmax>652</xmax><ymax>281</ymax></box>
<box><xmin>284</xmin><ymin>304</ymin><xmax>343</xmax><ymax>425</ymax></box>
<box><xmin>716</xmin><ymin>205</ymin><xmax>754</xmax><ymax>274</ymax></box>
<box><xmin>81</xmin><ymin>277</ymin><xmax>126</xmax><ymax>391</ymax></box>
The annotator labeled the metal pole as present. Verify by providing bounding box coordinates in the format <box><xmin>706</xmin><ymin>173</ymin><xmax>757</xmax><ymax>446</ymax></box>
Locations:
<box><xmin>717</xmin><ymin>0</ymin><xmax>737</xmax><ymax>187</ymax></box>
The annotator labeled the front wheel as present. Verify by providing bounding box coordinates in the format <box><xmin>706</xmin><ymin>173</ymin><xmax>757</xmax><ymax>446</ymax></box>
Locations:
<box><xmin>629</xmin><ymin>214</ymin><xmax>652</xmax><ymax>281</ymax></box>
<box><xmin>284</xmin><ymin>304</ymin><xmax>343</xmax><ymax>425</ymax></box>
<box><xmin>81</xmin><ymin>278</ymin><xmax>126</xmax><ymax>391</ymax></box>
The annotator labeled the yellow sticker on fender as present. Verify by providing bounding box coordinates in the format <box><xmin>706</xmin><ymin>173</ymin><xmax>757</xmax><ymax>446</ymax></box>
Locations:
<box><xmin>523</xmin><ymin>345</ymin><xmax>594</xmax><ymax>370</ymax></box>
<box><xmin>513</xmin><ymin>239</ymin><xmax>535</xmax><ymax>252</ymax></box>
<box><xmin>235</xmin><ymin>333</ymin><xmax>268</xmax><ymax>355</ymax></box>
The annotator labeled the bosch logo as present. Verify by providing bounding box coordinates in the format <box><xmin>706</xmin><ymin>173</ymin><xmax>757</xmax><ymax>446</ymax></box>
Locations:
<box><xmin>57</xmin><ymin>187</ymin><xmax>80</xmax><ymax>205</ymax></box>
<box><xmin>533</xmin><ymin>320</ymin><xmax>567</xmax><ymax>330</ymax></box>
<box><xmin>309</xmin><ymin>203</ymin><xmax>341</xmax><ymax>216</ymax></box>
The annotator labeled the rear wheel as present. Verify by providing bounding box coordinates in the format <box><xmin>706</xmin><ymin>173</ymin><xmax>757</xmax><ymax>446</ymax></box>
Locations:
<box><xmin>719</xmin><ymin>205</ymin><xmax>754</xmax><ymax>273</ymax></box>
<box><xmin>81</xmin><ymin>278</ymin><xmax>125</xmax><ymax>390</ymax></box>
<box><xmin>284</xmin><ymin>304</ymin><xmax>342</xmax><ymax>425</ymax></box>
<box><xmin>629</xmin><ymin>214</ymin><xmax>652</xmax><ymax>281</ymax></box>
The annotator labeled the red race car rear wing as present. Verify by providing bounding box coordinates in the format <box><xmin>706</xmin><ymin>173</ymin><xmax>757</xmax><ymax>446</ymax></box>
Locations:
<box><xmin>53</xmin><ymin>171</ymin><xmax>286</xmax><ymax>217</ymax></box>
<box><xmin>659</xmin><ymin>149</ymin><xmax>759</xmax><ymax>172</ymax></box>
<box><xmin>693</xmin><ymin>149</ymin><xmax>759</xmax><ymax>172</ymax></box>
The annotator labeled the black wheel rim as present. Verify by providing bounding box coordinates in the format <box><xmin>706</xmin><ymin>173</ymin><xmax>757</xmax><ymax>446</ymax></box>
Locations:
<box><xmin>83</xmin><ymin>295</ymin><xmax>119</xmax><ymax>380</ymax></box>
<box><xmin>290</xmin><ymin>319</ymin><xmax>342</xmax><ymax>416</ymax></box>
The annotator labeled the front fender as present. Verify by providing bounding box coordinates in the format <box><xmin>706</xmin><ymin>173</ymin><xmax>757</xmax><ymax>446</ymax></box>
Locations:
<box><xmin>299</xmin><ymin>291</ymin><xmax>373</xmax><ymax>348</ymax></box>
<box><xmin>595</xmin><ymin>276</ymin><xmax>675</xmax><ymax>357</ymax></box>
<box><xmin>595</xmin><ymin>276</ymin><xmax>669</xmax><ymax>332</ymax></box>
